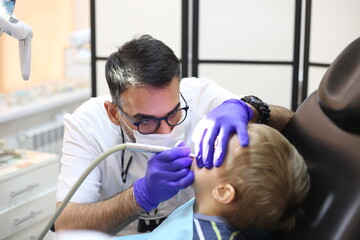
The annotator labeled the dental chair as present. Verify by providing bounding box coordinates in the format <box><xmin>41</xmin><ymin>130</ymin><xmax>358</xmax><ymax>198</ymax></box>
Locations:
<box><xmin>281</xmin><ymin>37</ymin><xmax>360</xmax><ymax>240</ymax></box>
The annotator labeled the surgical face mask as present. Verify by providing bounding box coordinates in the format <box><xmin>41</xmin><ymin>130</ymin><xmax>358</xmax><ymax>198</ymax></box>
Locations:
<box><xmin>133</xmin><ymin>123</ymin><xmax>185</xmax><ymax>149</ymax></box>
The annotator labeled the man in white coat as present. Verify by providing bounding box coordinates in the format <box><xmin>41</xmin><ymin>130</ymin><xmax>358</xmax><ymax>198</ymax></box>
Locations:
<box><xmin>54</xmin><ymin>35</ymin><xmax>293</xmax><ymax>235</ymax></box>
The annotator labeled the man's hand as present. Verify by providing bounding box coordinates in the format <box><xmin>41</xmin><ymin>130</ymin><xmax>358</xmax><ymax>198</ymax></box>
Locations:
<box><xmin>194</xmin><ymin>99</ymin><xmax>253</xmax><ymax>169</ymax></box>
<box><xmin>133</xmin><ymin>141</ymin><xmax>194</xmax><ymax>212</ymax></box>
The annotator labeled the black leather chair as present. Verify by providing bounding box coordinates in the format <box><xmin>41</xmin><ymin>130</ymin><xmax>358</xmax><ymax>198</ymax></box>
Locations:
<box><xmin>281</xmin><ymin>37</ymin><xmax>360</xmax><ymax>240</ymax></box>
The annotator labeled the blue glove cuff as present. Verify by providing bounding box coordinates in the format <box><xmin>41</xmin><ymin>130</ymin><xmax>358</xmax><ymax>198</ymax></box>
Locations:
<box><xmin>134</xmin><ymin>178</ymin><xmax>158</xmax><ymax>212</ymax></box>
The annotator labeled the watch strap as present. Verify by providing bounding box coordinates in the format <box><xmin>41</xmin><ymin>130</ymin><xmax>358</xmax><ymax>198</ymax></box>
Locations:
<box><xmin>241</xmin><ymin>95</ymin><xmax>270</xmax><ymax>124</ymax></box>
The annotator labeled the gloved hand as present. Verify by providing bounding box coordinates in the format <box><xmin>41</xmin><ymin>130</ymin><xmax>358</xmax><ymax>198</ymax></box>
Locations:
<box><xmin>195</xmin><ymin>99</ymin><xmax>253</xmax><ymax>169</ymax></box>
<box><xmin>133</xmin><ymin>141</ymin><xmax>194</xmax><ymax>212</ymax></box>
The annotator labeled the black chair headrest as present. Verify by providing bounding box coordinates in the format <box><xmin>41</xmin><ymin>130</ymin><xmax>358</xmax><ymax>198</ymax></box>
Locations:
<box><xmin>317</xmin><ymin>37</ymin><xmax>360</xmax><ymax>133</ymax></box>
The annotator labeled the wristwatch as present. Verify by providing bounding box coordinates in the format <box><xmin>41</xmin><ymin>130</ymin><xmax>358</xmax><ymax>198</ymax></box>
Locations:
<box><xmin>241</xmin><ymin>95</ymin><xmax>270</xmax><ymax>124</ymax></box>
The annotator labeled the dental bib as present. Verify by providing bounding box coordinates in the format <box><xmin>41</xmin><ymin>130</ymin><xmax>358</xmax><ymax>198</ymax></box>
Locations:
<box><xmin>113</xmin><ymin>198</ymin><xmax>195</xmax><ymax>240</ymax></box>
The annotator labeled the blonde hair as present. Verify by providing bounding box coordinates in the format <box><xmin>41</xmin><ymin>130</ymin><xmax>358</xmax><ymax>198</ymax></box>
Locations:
<box><xmin>220</xmin><ymin>124</ymin><xmax>310</xmax><ymax>232</ymax></box>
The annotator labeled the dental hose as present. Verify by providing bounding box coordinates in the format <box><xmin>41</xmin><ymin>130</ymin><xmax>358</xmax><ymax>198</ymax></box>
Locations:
<box><xmin>37</xmin><ymin>143</ymin><xmax>175</xmax><ymax>240</ymax></box>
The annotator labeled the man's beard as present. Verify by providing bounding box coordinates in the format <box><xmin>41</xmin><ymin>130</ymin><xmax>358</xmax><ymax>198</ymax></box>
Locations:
<box><xmin>118</xmin><ymin>114</ymin><xmax>136</xmax><ymax>143</ymax></box>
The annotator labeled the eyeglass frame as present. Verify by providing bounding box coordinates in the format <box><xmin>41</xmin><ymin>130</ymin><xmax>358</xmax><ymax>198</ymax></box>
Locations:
<box><xmin>116</xmin><ymin>92</ymin><xmax>189</xmax><ymax>134</ymax></box>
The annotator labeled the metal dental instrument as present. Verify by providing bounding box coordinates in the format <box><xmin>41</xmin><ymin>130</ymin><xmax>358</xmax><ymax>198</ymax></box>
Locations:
<box><xmin>125</xmin><ymin>142</ymin><xmax>195</xmax><ymax>158</ymax></box>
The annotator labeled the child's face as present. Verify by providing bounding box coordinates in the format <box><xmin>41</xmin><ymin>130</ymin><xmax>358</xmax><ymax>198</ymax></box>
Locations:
<box><xmin>191</xmin><ymin>135</ymin><xmax>242</xmax><ymax>198</ymax></box>
<box><xmin>191</xmin><ymin>158</ymin><xmax>225</xmax><ymax>194</ymax></box>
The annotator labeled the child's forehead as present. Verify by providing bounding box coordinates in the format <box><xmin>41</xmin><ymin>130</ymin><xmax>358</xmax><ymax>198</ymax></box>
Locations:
<box><xmin>222</xmin><ymin>134</ymin><xmax>244</xmax><ymax>166</ymax></box>
<box><xmin>228</xmin><ymin>135</ymin><xmax>243</xmax><ymax>153</ymax></box>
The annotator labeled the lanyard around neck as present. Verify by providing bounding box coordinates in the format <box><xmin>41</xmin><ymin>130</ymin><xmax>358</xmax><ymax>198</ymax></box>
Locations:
<box><xmin>120</xmin><ymin>127</ymin><xmax>133</xmax><ymax>183</ymax></box>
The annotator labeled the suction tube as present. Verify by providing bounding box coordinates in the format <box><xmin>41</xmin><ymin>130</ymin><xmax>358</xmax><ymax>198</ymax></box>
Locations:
<box><xmin>38</xmin><ymin>143</ymin><xmax>193</xmax><ymax>240</ymax></box>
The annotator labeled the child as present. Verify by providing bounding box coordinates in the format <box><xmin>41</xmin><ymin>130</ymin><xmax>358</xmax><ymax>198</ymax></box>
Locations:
<box><xmin>191</xmin><ymin>124</ymin><xmax>310</xmax><ymax>239</ymax></box>
<box><xmin>114</xmin><ymin>124</ymin><xmax>310</xmax><ymax>240</ymax></box>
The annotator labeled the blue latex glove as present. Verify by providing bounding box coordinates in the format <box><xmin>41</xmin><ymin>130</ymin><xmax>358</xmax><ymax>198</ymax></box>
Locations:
<box><xmin>134</xmin><ymin>141</ymin><xmax>194</xmax><ymax>212</ymax></box>
<box><xmin>195</xmin><ymin>99</ymin><xmax>253</xmax><ymax>169</ymax></box>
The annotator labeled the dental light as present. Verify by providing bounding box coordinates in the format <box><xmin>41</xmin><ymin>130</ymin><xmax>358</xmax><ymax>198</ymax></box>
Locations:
<box><xmin>0</xmin><ymin>0</ymin><xmax>33</xmax><ymax>80</ymax></box>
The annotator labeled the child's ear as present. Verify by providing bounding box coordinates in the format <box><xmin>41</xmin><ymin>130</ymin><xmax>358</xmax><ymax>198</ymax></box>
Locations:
<box><xmin>104</xmin><ymin>101</ymin><xmax>121</xmax><ymax>126</ymax></box>
<box><xmin>212</xmin><ymin>183</ymin><xmax>235</xmax><ymax>204</ymax></box>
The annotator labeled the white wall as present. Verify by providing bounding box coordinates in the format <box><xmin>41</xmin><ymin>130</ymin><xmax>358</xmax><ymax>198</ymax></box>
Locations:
<box><xmin>95</xmin><ymin>0</ymin><xmax>182</xmax><ymax>96</ymax></box>
<box><xmin>94</xmin><ymin>0</ymin><xmax>360</xmax><ymax>109</ymax></box>
<box><xmin>198</xmin><ymin>0</ymin><xmax>294</xmax><ymax>108</ymax></box>
<box><xmin>307</xmin><ymin>0</ymin><xmax>360</xmax><ymax>95</ymax></box>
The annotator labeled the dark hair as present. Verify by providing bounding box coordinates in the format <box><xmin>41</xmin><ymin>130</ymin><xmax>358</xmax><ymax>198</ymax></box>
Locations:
<box><xmin>105</xmin><ymin>35</ymin><xmax>181</xmax><ymax>106</ymax></box>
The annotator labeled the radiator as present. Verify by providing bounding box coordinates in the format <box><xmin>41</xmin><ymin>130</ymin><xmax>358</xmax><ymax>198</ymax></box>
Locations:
<box><xmin>17</xmin><ymin>118</ymin><xmax>64</xmax><ymax>155</ymax></box>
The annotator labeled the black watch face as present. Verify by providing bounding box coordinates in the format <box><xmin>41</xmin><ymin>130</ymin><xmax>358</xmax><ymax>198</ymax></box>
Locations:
<box><xmin>251</xmin><ymin>97</ymin><xmax>261</xmax><ymax>108</ymax></box>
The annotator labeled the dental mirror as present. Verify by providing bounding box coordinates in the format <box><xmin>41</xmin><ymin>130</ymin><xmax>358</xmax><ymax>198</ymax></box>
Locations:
<box><xmin>0</xmin><ymin>0</ymin><xmax>15</xmax><ymax>37</ymax></box>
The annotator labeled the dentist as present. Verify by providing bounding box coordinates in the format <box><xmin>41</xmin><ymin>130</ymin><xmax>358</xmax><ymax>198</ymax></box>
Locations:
<box><xmin>55</xmin><ymin>34</ymin><xmax>293</xmax><ymax>235</ymax></box>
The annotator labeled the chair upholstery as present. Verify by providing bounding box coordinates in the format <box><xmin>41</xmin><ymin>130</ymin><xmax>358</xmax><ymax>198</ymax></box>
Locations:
<box><xmin>282</xmin><ymin>37</ymin><xmax>360</xmax><ymax>240</ymax></box>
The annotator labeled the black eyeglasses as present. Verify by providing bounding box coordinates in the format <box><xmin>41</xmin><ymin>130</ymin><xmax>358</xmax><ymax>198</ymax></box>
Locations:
<box><xmin>117</xmin><ymin>92</ymin><xmax>189</xmax><ymax>134</ymax></box>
